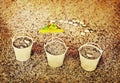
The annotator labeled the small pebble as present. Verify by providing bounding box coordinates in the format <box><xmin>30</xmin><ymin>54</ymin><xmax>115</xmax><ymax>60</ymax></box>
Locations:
<box><xmin>23</xmin><ymin>43</ymin><xmax>28</xmax><ymax>47</ymax></box>
<box><xmin>80</xmin><ymin>21</ymin><xmax>84</xmax><ymax>25</ymax></box>
<box><xmin>68</xmin><ymin>21</ymin><xmax>73</xmax><ymax>24</ymax></box>
<box><xmin>90</xmin><ymin>30</ymin><xmax>93</xmax><ymax>33</ymax></box>
<box><xmin>24</xmin><ymin>40</ymin><xmax>30</xmax><ymax>44</ymax></box>
<box><xmin>72</xmin><ymin>20</ymin><xmax>76</xmax><ymax>22</ymax></box>
<box><xmin>87</xmin><ymin>54</ymin><xmax>93</xmax><ymax>57</ymax></box>
<box><xmin>80</xmin><ymin>32</ymin><xmax>85</xmax><ymax>36</ymax></box>
<box><xmin>59</xmin><ymin>20</ymin><xmax>64</xmax><ymax>23</ymax></box>
<box><xmin>50</xmin><ymin>20</ymin><xmax>56</xmax><ymax>23</ymax></box>
<box><xmin>73</xmin><ymin>23</ymin><xmax>78</xmax><ymax>26</ymax></box>
<box><xmin>19</xmin><ymin>40</ymin><xmax>23</xmax><ymax>44</ymax></box>
<box><xmin>84</xmin><ymin>29</ymin><xmax>90</xmax><ymax>33</ymax></box>
<box><xmin>82</xmin><ymin>24</ymin><xmax>87</xmax><ymax>27</ymax></box>
<box><xmin>20</xmin><ymin>46</ymin><xmax>23</xmax><ymax>49</ymax></box>
<box><xmin>64</xmin><ymin>20</ymin><xmax>68</xmax><ymax>23</ymax></box>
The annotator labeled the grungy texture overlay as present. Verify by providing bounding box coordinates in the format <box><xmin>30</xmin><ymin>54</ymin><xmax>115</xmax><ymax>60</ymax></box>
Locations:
<box><xmin>0</xmin><ymin>0</ymin><xmax>120</xmax><ymax>82</ymax></box>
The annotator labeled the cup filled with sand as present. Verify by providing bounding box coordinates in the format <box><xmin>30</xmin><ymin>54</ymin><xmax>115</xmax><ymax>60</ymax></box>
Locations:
<box><xmin>78</xmin><ymin>42</ymin><xmax>103</xmax><ymax>71</ymax></box>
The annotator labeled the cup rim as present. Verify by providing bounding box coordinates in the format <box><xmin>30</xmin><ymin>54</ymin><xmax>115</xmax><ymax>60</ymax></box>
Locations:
<box><xmin>44</xmin><ymin>39</ymin><xmax>68</xmax><ymax>56</ymax></box>
<box><xmin>78</xmin><ymin>42</ymin><xmax>103</xmax><ymax>59</ymax></box>
<box><xmin>12</xmin><ymin>36</ymin><xmax>33</xmax><ymax>49</ymax></box>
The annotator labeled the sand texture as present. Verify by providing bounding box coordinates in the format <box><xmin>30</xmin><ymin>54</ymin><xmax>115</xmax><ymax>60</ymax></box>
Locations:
<box><xmin>0</xmin><ymin>0</ymin><xmax>120</xmax><ymax>82</ymax></box>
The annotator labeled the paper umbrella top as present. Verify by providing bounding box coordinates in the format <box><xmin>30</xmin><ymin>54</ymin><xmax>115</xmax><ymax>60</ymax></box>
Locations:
<box><xmin>39</xmin><ymin>24</ymin><xmax>64</xmax><ymax>33</ymax></box>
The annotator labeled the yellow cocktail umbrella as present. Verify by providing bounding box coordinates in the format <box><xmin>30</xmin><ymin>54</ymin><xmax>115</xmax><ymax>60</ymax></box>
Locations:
<box><xmin>39</xmin><ymin>24</ymin><xmax>64</xmax><ymax>34</ymax></box>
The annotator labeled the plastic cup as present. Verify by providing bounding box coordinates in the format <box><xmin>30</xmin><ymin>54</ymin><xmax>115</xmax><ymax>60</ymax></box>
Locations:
<box><xmin>44</xmin><ymin>37</ymin><xmax>68</xmax><ymax>67</ymax></box>
<box><xmin>12</xmin><ymin>31</ymin><xmax>33</xmax><ymax>61</ymax></box>
<box><xmin>78</xmin><ymin>42</ymin><xmax>103</xmax><ymax>71</ymax></box>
